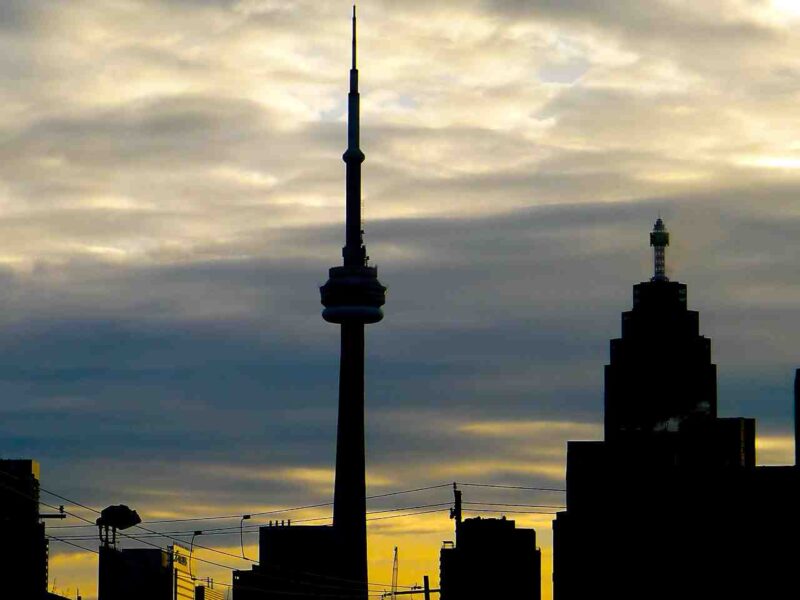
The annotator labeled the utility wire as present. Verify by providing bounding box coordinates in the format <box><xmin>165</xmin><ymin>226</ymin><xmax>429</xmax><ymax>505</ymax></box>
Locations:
<box><xmin>10</xmin><ymin>472</ymin><xmax>562</xmax><ymax>591</ymax></box>
<box><xmin>50</xmin><ymin>504</ymin><xmax>455</xmax><ymax>540</ymax></box>
<box><xmin>464</xmin><ymin>501</ymin><xmax>565</xmax><ymax>509</ymax></box>
<box><xmin>464</xmin><ymin>508</ymin><xmax>561</xmax><ymax>515</ymax></box>
<box><xmin>2</xmin><ymin>471</ymin><xmax>417</xmax><ymax>594</ymax></box>
<box><xmin>176</xmin><ymin>571</ymin><xmax>388</xmax><ymax>599</ymax></box>
<box><xmin>31</xmin><ymin>483</ymin><xmax>418</xmax><ymax>591</ymax></box>
<box><xmin>47</xmin><ymin>483</ymin><xmax>454</xmax><ymax>529</ymax></box>
<box><xmin>460</xmin><ymin>482</ymin><xmax>566</xmax><ymax>492</ymax></box>
<box><xmin>46</xmin><ymin>533</ymin><xmax>101</xmax><ymax>555</ymax></box>
<box><xmin>45</xmin><ymin>481</ymin><xmax>561</xmax><ymax>530</ymax></box>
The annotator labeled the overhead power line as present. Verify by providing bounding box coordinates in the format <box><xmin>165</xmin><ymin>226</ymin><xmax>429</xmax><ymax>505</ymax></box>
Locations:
<box><xmin>7</xmin><ymin>470</ymin><xmax>564</xmax><ymax>592</ymax></box>
<box><xmin>47</xmin><ymin>483</ymin><xmax>455</xmax><ymax>529</ymax></box>
<box><xmin>29</xmin><ymin>483</ymin><xmax>419</xmax><ymax>592</ymax></box>
<box><xmin>47</xmin><ymin>480</ymin><xmax>560</xmax><ymax>530</ymax></box>
<box><xmin>460</xmin><ymin>482</ymin><xmax>566</xmax><ymax>492</ymax></box>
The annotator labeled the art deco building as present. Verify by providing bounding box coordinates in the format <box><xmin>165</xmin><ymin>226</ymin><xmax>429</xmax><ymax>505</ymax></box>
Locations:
<box><xmin>552</xmin><ymin>220</ymin><xmax>800</xmax><ymax>600</ymax></box>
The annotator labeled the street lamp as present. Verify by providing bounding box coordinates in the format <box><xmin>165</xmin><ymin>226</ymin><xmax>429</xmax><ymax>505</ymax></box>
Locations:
<box><xmin>240</xmin><ymin>515</ymin><xmax>251</xmax><ymax>559</ymax></box>
<box><xmin>189</xmin><ymin>530</ymin><xmax>203</xmax><ymax>580</ymax></box>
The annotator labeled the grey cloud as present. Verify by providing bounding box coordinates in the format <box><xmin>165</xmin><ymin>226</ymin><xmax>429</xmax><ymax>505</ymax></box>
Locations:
<box><xmin>1</xmin><ymin>2</ymin><xmax>799</xmax><ymax>595</ymax></box>
<box><xmin>483</xmin><ymin>0</ymin><xmax>777</xmax><ymax>40</ymax></box>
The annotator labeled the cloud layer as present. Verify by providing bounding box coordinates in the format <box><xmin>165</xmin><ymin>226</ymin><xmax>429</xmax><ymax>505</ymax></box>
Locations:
<box><xmin>1</xmin><ymin>1</ymin><xmax>799</xmax><ymax>598</ymax></box>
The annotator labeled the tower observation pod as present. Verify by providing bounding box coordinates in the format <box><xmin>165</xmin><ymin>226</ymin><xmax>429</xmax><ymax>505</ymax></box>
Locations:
<box><xmin>321</xmin><ymin>6</ymin><xmax>386</xmax><ymax>325</ymax></box>
<box><xmin>319</xmin><ymin>6</ymin><xmax>385</xmax><ymax>599</ymax></box>
<box><xmin>650</xmin><ymin>218</ymin><xmax>670</xmax><ymax>282</ymax></box>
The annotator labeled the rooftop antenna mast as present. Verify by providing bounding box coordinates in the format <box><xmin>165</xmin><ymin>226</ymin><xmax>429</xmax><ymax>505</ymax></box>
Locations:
<box><xmin>650</xmin><ymin>218</ymin><xmax>670</xmax><ymax>282</ymax></box>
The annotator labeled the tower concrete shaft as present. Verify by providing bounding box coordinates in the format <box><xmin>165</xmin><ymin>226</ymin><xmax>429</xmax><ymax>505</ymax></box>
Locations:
<box><xmin>333</xmin><ymin>321</ymin><xmax>367</xmax><ymax>585</ymax></box>
<box><xmin>319</xmin><ymin>7</ymin><xmax>386</xmax><ymax>599</ymax></box>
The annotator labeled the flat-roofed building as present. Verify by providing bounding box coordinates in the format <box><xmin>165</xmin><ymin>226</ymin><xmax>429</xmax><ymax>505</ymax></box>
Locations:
<box><xmin>99</xmin><ymin>544</ymin><xmax>193</xmax><ymax>600</ymax></box>
<box><xmin>440</xmin><ymin>488</ymin><xmax>541</xmax><ymax>600</ymax></box>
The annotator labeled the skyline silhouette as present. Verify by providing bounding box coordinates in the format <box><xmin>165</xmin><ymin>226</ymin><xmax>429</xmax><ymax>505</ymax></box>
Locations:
<box><xmin>555</xmin><ymin>219</ymin><xmax>800</xmax><ymax>599</ymax></box>
<box><xmin>1</xmin><ymin>3</ymin><xmax>800</xmax><ymax>599</ymax></box>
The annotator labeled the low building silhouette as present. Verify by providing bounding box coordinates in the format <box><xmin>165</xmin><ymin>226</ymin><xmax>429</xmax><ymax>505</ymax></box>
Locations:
<box><xmin>233</xmin><ymin>523</ymin><xmax>355</xmax><ymax>599</ymax></box>
<box><xmin>553</xmin><ymin>219</ymin><xmax>800</xmax><ymax>600</ymax></box>
<box><xmin>440</xmin><ymin>486</ymin><xmax>541</xmax><ymax>600</ymax></box>
<box><xmin>98</xmin><ymin>544</ymin><xmax>193</xmax><ymax>600</ymax></box>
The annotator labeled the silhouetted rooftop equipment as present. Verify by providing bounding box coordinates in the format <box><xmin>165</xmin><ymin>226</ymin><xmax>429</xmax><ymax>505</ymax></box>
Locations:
<box><xmin>649</xmin><ymin>217</ymin><xmax>670</xmax><ymax>282</ymax></box>
<box><xmin>97</xmin><ymin>504</ymin><xmax>141</xmax><ymax>548</ymax></box>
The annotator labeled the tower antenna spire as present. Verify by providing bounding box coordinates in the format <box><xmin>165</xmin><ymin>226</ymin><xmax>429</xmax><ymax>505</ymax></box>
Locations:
<box><xmin>342</xmin><ymin>2</ymin><xmax>365</xmax><ymax>267</ymax></box>
<box><xmin>352</xmin><ymin>5</ymin><xmax>357</xmax><ymax>70</ymax></box>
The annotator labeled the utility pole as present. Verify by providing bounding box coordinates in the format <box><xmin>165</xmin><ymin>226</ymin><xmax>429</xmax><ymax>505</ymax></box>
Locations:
<box><xmin>381</xmin><ymin>578</ymin><xmax>440</xmax><ymax>598</ymax></box>
<box><xmin>391</xmin><ymin>547</ymin><xmax>398</xmax><ymax>599</ymax></box>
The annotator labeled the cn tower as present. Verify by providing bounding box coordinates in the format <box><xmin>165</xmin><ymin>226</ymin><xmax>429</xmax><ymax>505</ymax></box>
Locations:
<box><xmin>320</xmin><ymin>6</ymin><xmax>386</xmax><ymax>597</ymax></box>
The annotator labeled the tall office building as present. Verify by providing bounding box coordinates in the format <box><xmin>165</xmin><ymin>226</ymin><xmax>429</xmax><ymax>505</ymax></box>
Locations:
<box><xmin>552</xmin><ymin>220</ymin><xmax>800</xmax><ymax>600</ymax></box>
<box><xmin>0</xmin><ymin>459</ymin><xmax>50</xmax><ymax>599</ymax></box>
<box><xmin>605</xmin><ymin>218</ymin><xmax>718</xmax><ymax>443</ymax></box>
<box><xmin>234</xmin><ymin>8</ymin><xmax>384</xmax><ymax>600</ymax></box>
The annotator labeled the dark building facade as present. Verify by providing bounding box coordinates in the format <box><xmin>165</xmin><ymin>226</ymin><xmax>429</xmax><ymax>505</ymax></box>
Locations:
<box><xmin>233</xmin><ymin>8</ymin><xmax>384</xmax><ymax>600</ymax></box>
<box><xmin>0</xmin><ymin>459</ymin><xmax>50</xmax><ymax>599</ymax></box>
<box><xmin>233</xmin><ymin>525</ymin><xmax>350</xmax><ymax>599</ymax></box>
<box><xmin>440</xmin><ymin>487</ymin><xmax>541</xmax><ymax>600</ymax></box>
<box><xmin>98</xmin><ymin>544</ymin><xmax>193</xmax><ymax>600</ymax></box>
<box><xmin>553</xmin><ymin>220</ymin><xmax>800</xmax><ymax>600</ymax></box>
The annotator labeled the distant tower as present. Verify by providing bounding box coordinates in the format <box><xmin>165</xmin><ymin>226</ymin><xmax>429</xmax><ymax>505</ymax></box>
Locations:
<box><xmin>604</xmin><ymin>221</ymin><xmax>716</xmax><ymax>440</ymax></box>
<box><xmin>650</xmin><ymin>218</ymin><xmax>669</xmax><ymax>282</ymax></box>
<box><xmin>320</xmin><ymin>6</ymin><xmax>386</xmax><ymax>598</ymax></box>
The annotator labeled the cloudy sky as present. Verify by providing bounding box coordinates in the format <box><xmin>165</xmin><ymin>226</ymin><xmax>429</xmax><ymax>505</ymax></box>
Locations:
<box><xmin>2</xmin><ymin>0</ymin><xmax>800</xmax><ymax>598</ymax></box>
